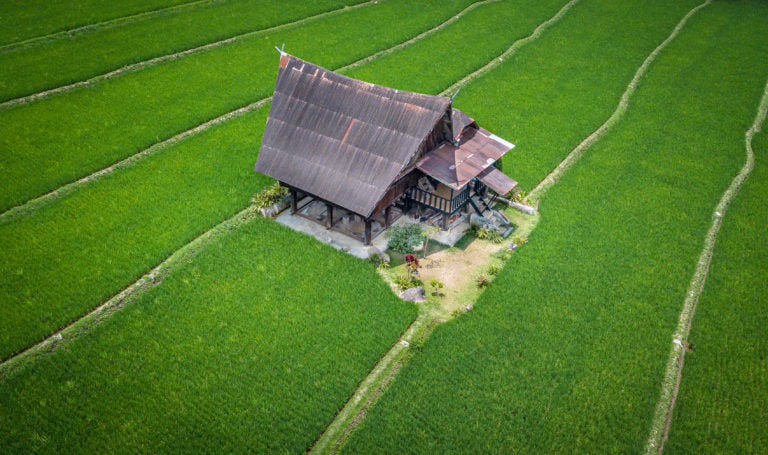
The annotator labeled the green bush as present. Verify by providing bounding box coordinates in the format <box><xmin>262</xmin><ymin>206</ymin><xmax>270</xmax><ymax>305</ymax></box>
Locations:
<box><xmin>251</xmin><ymin>183</ymin><xmax>289</xmax><ymax>210</ymax></box>
<box><xmin>511</xmin><ymin>236</ymin><xmax>528</xmax><ymax>246</ymax></box>
<box><xmin>470</xmin><ymin>226</ymin><xmax>503</xmax><ymax>243</ymax></box>
<box><xmin>387</xmin><ymin>223</ymin><xmax>423</xmax><ymax>254</ymax></box>
<box><xmin>487</xmin><ymin>263</ymin><xmax>502</xmax><ymax>276</ymax></box>
<box><xmin>368</xmin><ymin>253</ymin><xmax>390</xmax><ymax>270</ymax></box>
<box><xmin>395</xmin><ymin>273</ymin><xmax>422</xmax><ymax>291</ymax></box>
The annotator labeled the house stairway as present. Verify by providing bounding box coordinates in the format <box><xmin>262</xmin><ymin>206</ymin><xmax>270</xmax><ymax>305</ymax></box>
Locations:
<box><xmin>469</xmin><ymin>192</ymin><xmax>497</xmax><ymax>216</ymax></box>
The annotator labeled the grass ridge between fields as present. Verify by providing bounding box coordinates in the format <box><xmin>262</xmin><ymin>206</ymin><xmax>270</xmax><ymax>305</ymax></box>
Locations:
<box><xmin>528</xmin><ymin>0</ymin><xmax>712</xmax><ymax>202</ymax></box>
<box><xmin>438</xmin><ymin>0</ymin><xmax>579</xmax><ymax>97</ymax></box>
<box><xmin>643</xmin><ymin>74</ymin><xmax>768</xmax><ymax>455</ymax></box>
<box><xmin>0</xmin><ymin>0</ymin><xmax>377</xmax><ymax>110</ymax></box>
<box><xmin>0</xmin><ymin>205</ymin><xmax>258</xmax><ymax>377</ymax></box>
<box><xmin>0</xmin><ymin>0</ymin><xmax>496</xmax><ymax>225</ymax></box>
<box><xmin>307</xmin><ymin>314</ymin><xmax>432</xmax><ymax>455</ymax></box>
<box><xmin>0</xmin><ymin>0</ymin><xmax>218</xmax><ymax>53</ymax></box>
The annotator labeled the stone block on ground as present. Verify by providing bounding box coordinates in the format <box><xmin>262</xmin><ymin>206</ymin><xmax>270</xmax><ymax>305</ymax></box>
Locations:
<box><xmin>399</xmin><ymin>286</ymin><xmax>426</xmax><ymax>302</ymax></box>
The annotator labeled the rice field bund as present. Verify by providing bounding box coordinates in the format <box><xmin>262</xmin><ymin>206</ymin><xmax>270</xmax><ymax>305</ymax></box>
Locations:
<box><xmin>1</xmin><ymin>0</ymin><xmax>766</xmax><ymax>453</ymax></box>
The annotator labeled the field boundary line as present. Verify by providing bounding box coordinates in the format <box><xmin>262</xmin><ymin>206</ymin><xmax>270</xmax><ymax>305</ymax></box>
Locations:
<box><xmin>307</xmin><ymin>315</ymin><xmax>434</xmax><ymax>455</ymax></box>
<box><xmin>0</xmin><ymin>0</ymin><xmax>219</xmax><ymax>54</ymax></box>
<box><xmin>643</xmin><ymin>76</ymin><xmax>768</xmax><ymax>455</ymax></box>
<box><xmin>439</xmin><ymin>0</ymin><xmax>579</xmax><ymax>97</ymax></box>
<box><xmin>0</xmin><ymin>0</ymin><xmax>489</xmax><ymax>224</ymax></box>
<box><xmin>0</xmin><ymin>0</ymin><xmax>380</xmax><ymax>110</ymax></box>
<box><xmin>0</xmin><ymin>205</ymin><xmax>260</xmax><ymax>379</ymax></box>
<box><xmin>0</xmin><ymin>98</ymin><xmax>270</xmax><ymax>225</ymax></box>
<box><xmin>338</xmin><ymin>0</ymin><xmax>499</xmax><ymax>73</ymax></box>
<box><xmin>528</xmin><ymin>0</ymin><xmax>712</xmax><ymax>201</ymax></box>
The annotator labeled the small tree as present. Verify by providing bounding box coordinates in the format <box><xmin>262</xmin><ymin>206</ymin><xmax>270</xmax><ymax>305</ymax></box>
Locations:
<box><xmin>421</xmin><ymin>225</ymin><xmax>439</xmax><ymax>258</ymax></box>
<box><xmin>429</xmin><ymin>279</ymin><xmax>444</xmax><ymax>296</ymax></box>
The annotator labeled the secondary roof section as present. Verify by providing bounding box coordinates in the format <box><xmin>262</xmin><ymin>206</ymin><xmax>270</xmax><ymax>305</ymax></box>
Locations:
<box><xmin>415</xmin><ymin>127</ymin><xmax>516</xmax><ymax>192</ymax></box>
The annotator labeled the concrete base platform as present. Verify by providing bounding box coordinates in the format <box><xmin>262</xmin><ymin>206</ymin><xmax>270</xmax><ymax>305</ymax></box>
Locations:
<box><xmin>275</xmin><ymin>207</ymin><xmax>471</xmax><ymax>259</ymax></box>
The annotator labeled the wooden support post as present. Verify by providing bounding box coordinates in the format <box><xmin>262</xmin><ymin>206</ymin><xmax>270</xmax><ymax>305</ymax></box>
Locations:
<box><xmin>364</xmin><ymin>218</ymin><xmax>372</xmax><ymax>245</ymax></box>
<box><xmin>290</xmin><ymin>188</ymin><xmax>298</xmax><ymax>214</ymax></box>
<box><xmin>385</xmin><ymin>206</ymin><xmax>392</xmax><ymax>228</ymax></box>
<box><xmin>326</xmin><ymin>204</ymin><xmax>334</xmax><ymax>229</ymax></box>
<box><xmin>442</xmin><ymin>213</ymin><xmax>449</xmax><ymax>231</ymax></box>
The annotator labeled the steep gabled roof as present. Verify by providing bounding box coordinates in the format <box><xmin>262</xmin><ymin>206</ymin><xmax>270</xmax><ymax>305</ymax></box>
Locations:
<box><xmin>254</xmin><ymin>54</ymin><xmax>451</xmax><ymax>217</ymax></box>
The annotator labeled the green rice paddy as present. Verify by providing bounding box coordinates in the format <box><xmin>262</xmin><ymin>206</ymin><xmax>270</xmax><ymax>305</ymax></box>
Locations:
<box><xmin>0</xmin><ymin>219</ymin><xmax>416</xmax><ymax>453</ymax></box>
<box><xmin>0</xmin><ymin>0</ymin><xmax>193</xmax><ymax>46</ymax></box>
<box><xmin>1</xmin><ymin>0</ymin><xmax>766</xmax><ymax>452</ymax></box>
<box><xmin>664</xmin><ymin>118</ymin><xmax>768</xmax><ymax>453</ymax></box>
<box><xmin>0</xmin><ymin>0</ymin><xmax>367</xmax><ymax>101</ymax></box>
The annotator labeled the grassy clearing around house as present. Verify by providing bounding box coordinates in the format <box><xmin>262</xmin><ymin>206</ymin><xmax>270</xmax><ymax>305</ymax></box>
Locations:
<box><xmin>0</xmin><ymin>0</ymin><xmax>567</xmax><ymax>360</ymax></box>
<box><xmin>343</xmin><ymin>2</ymin><xmax>768</xmax><ymax>452</ymax></box>
<box><xmin>0</xmin><ymin>0</ymin><xmax>472</xmax><ymax>213</ymax></box>
<box><xmin>664</xmin><ymin>102</ymin><xmax>768</xmax><ymax>453</ymax></box>
<box><xmin>0</xmin><ymin>0</ymin><xmax>194</xmax><ymax>46</ymax></box>
<box><xmin>0</xmin><ymin>0</ymin><xmax>366</xmax><ymax>102</ymax></box>
<box><xmin>0</xmin><ymin>218</ymin><xmax>417</xmax><ymax>453</ymax></box>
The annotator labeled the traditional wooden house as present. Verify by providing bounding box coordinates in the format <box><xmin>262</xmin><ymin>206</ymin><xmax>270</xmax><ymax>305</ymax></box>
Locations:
<box><xmin>254</xmin><ymin>53</ymin><xmax>518</xmax><ymax>245</ymax></box>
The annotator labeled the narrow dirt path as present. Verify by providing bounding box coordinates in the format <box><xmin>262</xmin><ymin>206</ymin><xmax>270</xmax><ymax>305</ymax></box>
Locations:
<box><xmin>0</xmin><ymin>0</ymin><xmax>218</xmax><ymax>53</ymax></box>
<box><xmin>643</xmin><ymin>76</ymin><xmax>768</xmax><ymax>455</ymax></box>
<box><xmin>529</xmin><ymin>0</ymin><xmax>712</xmax><ymax>202</ymax></box>
<box><xmin>0</xmin><ymin>0</ymin><xmax>379</xmax><ymax>110</ymax></box>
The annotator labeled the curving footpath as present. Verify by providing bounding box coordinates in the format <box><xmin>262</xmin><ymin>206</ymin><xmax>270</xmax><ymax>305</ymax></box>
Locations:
<box><xmin>529</xmin><ymin>0</ymin><xmax>712</xmax><ymax>202</ymax></box>
<box><xmin>643</xmin><ymin>76</ymin><xmax>768</xmax><ymax>455</ymax></box>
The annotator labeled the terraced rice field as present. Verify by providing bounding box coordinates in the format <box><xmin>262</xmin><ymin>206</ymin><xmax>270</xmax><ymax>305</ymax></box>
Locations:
<box><xmin>1</xmin><ymin>0</ymin><xmax>766</xmax><ymax>452</ymax></box>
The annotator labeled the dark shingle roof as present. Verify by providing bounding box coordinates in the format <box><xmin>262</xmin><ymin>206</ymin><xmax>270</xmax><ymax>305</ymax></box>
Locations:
<box><xmin>254</xmin><ymin>54</ymin><xmax>450</xmax><ymax>217</ymax></box>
